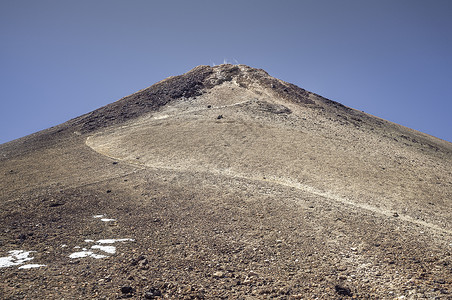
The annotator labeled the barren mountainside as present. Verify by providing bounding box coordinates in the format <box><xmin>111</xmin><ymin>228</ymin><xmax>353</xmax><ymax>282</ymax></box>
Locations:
<box><xmin>1</xmin><ymin>64</ymin><xmax>451</xmax><ymax>299</ymax></box>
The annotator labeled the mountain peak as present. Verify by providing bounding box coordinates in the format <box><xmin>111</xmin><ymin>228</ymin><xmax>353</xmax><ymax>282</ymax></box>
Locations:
<box><xmin>1</xmin><ymin>63</ymin><xmax>451</xmax><ymax>299</ymax></box>
<box><xmin>73</xmin><ymin>64</ymin><xmax>314</xmax><ymax>132</ymax></box>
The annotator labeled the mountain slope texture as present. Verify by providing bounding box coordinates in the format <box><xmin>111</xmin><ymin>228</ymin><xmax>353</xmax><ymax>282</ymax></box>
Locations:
<box><xmin>1</xmin><ymin>64</ymin><xmax>451</xmax><ymax>299</ymax></box>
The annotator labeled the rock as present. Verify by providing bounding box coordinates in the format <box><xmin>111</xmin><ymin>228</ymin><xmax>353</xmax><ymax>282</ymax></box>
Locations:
<box><xmin>335</xmin><ymin>285</ymin><xmax>352</xmax><ymax>296</ymax></box>
<box><xmin>131</xmin><ymin>255</ymin><xmax>148</xmax><ymax>267</ymax></box>
<box><xmin>337</xmin><ymin>265</ymin><xmax>347</xmax><ymax>271</ymax></box>
<box><xmin>243</xmin><ymin>276</ymin><xmax>253</xmax><ymax>284</ymax></box>
<box><xmin>217</xmin><ymin>115</ymin><xmax>223</xmax><ymax>119</ymax></box>
<box><xmin>393</xmin><ymin>212</ymin><xmax>399</xmax><ymax>217</ymax></box>
<box><xmin>213</xmin><ymin>271</ymin><xmax>224</xmax><ymax>278</ymax></box>
<box><xmin>18</xmin><ymin>233</ymin><xmax>27</xmax><ymax>242</ymax></box>
<box><xmin>243</xmin><ymin>272</ymin><xmax>259</xmax><ymax>284</ymax></box>
<box><xmin>248</xmin><ymin>271</ymin><xmax>259</xmax><ymax>277</ymax></box>
<box><xmin>121</xmin><ymin>286</ymin><xmax>134</xmax><ymax>294</ymax></box>
<box><xmin>49</xmin><ymin>201</ymin><xmax>63</xmax><ymax>207</ymax></box>
<box><xmin>144</xmin><ymin>287</ymin><xmax>162</xmax><ymax>299</ymax></box>
<box><xmin>139</xmin><ymin>258</ymin><xmax>149</xmax><ymax>266</ymax></box>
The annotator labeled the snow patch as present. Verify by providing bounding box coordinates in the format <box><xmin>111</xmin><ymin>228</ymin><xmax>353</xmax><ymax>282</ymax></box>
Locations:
<box><xmin>67</xmin><ymin>215</ymin><xmax>135</xmax><ymax>260</ymax></box>
<box><xmin>0</xmin><ymin>250</ymin><xmax>37</xmax><ymax>269</ymax></box>
<box><xmin>100</xmin><ymin>218</ymin><xmax>116</xmax><ymax>222</ymax></box>
<box><xmin>96</xmin><ymin>238</ymin><xmax>135</xmax><ymax>244</ymax></box>
<box><xmin>19</xmin><ymin>264</ymin><xmax>46</xmax><ymax>269</ymax></box>
<box><xmin>91</xmin><ymin>245</ymin><xmax>116</xmax><ymax>254</ymax></box>
<box><xmin>69</xmin><ymin>251</ymin><xmax>107</xmax><ymax>259</ymax></box>
<box><xmin>69</xmin><ymin>238</ymin><xmax>134</xmax><ymax>260</ymax></box>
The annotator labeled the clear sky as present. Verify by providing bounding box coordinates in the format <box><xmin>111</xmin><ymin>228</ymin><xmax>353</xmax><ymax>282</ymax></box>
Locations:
<box><xmin>1</xmin><ymin>0</ymin><xmax>451</xmax><ymax>144</ymax></box>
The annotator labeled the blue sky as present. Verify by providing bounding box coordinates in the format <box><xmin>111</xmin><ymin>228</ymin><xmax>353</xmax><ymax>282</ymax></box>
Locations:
<box><xmin>1</xmin><ymin>0</ymin><xmax>451</xmax><ymax>144</ymax></box>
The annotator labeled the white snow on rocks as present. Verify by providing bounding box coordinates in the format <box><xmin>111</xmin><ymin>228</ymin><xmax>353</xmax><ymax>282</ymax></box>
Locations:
<box><xmin>91</xmin><ymin>245</ymin><xmax>116</xmax><ymax>254</ymax></box>
<box><xmin>69</xmin><ymin>238</ymin><xmax>134</xmax><ymax>259</ymax></box>
<box><xmin>96</xmin><ymin>238</ymin><xmax>135</xmax><ymax>244</ymax></box>
<box><xmin>93</xmin><ymin>214</ymin><xmax>116</xmax><ymax>222</ymax></box>
<box><xmin>0</xmin><ymin>250</ymin><xmax>45</xmax><ymax>269</ymax></box>
<box><xmin>2</xmin><ymin>214</ymin><xmax>136</xmax><ymax>271</ymax></box>
<box><xmin>69</xmin><ymin>251</ymin><xmax>107</xmax><ymax>259</ymax></box>
<box><xmin>18</xmin><ymin>264</ymin><xmax>46</xmax><ymax>269</ymax></box>
<box><xmin>68</xmin><ymin>216</ymin><xmax>134</xmax><ymax>259</ymax></box>
<box><xmin>68</xmin><ymin>215</ymin><xmax>135</xmax><ymax>260</ymax></box>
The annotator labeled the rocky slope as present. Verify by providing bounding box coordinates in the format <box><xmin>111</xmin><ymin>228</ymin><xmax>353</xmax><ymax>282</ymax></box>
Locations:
<box><xmin>1</xmin><ymin>64</ymin><xmax>451</xmax><ymax>299</ymax></box>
